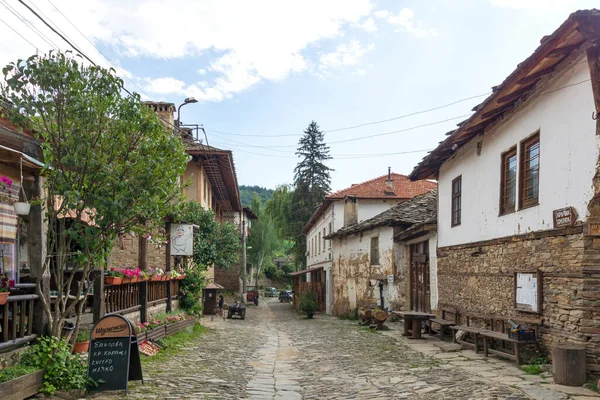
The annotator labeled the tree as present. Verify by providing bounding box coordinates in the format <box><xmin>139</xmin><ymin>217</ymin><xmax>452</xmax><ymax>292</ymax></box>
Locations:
<box><xmin>291</xmin><ymin>121</ymin><xmax>333</xmax><ymax>267</ymax></box>
<box><xmin>1</xmin><ymin>52</ymin><xmax>189</xmax><ymax>338</ymax></box>
<box><xmin>264</xmin><ymin>184</ymin><xmax>293</xmax><ymax>239</ymax></box>
<box><xmin>175</xmin><ymin>201</ymin><xmax>240</xmax><ymax>270</ymax></box>
<box><xmin>247</xmin><ymin>194</ymin><xmax>279</xmax><ymax>287</ymax></box>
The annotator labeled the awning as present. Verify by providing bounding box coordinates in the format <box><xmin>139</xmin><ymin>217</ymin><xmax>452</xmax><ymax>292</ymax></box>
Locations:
<box><xmin>0</xmin><ymin>144</ymin><xmax>44</xmax><ymax>171</ymax></box>
<box><xmin>289</xmin><ymin>266</ymin><xmax>324</xmax><ymax>277</ymax></box>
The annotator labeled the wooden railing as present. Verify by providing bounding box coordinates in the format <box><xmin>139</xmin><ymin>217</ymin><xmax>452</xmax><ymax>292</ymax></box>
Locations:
<box><xmin>104</xmin><ymin>282</ymin><xmax>141</xmax><ymax>314</ymax></box>
<box><xmin>0</xmin><ymin>294</ymin><xmax>39</xmax><ymax>350</ymax></box>
<box><xmin>104</xmin><ymin>279</ymin><xmax>182</xmax><ymax>314</ymax></box>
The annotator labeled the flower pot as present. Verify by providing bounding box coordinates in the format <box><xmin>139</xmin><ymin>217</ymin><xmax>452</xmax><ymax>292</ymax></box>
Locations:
<box><xmin>132</xmin><ymin>277</ymin><xmax>139</xmax><ymax>283</ymax></box>
<box><xmin>161</xmin><ymin>275</ymin><xmax>169</xmax><ymax>281</ymax></box>
<box><xmin>13</xmin><ymin>202</ymin><xmax>30</xmax><ymax>215</ymax></box>
<box><xmin>0</xmin><ymin>291</ymin><xmax>9</xmax><ymax>305</ymax></box>
<box><xmin>122</xmin><ymin>277</ymin><xmax>132</xmax><ymax>284</ymax></box>
<box><xmin>151</xmin><ymin>275</ymin><xmax>161</xmax><ymax>282</ymax></box>
<box><xmin>72</xmin><ymin>341</ymin><xmax>89</xmax><ymax>354</ymax></box>
<box><xmin>105</xmin><ymin>276</ymin><xmax>122</xmax><ymax>285</ymax></box>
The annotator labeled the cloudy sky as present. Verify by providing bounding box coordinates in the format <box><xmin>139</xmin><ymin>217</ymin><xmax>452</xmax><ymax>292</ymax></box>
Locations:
<box><xmin>0</xmin><ymin>0</ymin><xmax>597</xmax><ymax>191</ymax></box>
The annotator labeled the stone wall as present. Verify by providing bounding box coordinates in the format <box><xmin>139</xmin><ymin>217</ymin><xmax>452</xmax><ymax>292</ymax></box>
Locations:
<box><xmin>214</xmin><ymin>265</ymin><xmax>240</xmax><ymax>293</ymax></box>
<box><xmin>111</xmin><ymin>234</ymin><xmax>167</xmax><ymax>268</ymax></box>
<box><xmin>436</xmin><ymin>226</ymin><xmax>600</xmax><ymax>374</ymax></box>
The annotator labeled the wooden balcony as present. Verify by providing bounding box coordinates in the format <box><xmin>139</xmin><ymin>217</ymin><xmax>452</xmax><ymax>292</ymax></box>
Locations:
<box><xmin>0</xmin><ymin>294</ymin><xmax>39</xmax><ymax>351</ymax></box>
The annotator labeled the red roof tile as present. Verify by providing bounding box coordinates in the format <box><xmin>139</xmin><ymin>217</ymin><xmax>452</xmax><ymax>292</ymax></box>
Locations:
<box><xmin>327</xmin><ymin>173</ymin><xmax>437</xmax><ymax>200</ymax></box>
<box><xmin>302</xmin><ymin>173</ymin><xmax>437</xmax><ymax>233</ymax></box>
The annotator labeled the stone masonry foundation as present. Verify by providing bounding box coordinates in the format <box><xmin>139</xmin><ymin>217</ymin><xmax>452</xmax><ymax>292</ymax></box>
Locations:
<box><xmin>436</xmin><ymin>226</ymin><xmax>600</xmax><ymax>375</ymax></box>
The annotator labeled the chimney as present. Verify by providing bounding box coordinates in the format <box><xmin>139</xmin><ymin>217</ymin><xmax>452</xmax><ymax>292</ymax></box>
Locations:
<box><xmin>144</xmin><ymin>101</ymin><xmax>176</xmax><ymax>132</ymax></box>
<box><xmin>385</xmin><ymin>167</ymin><xmax>395</xmax><ymax>195</ymax></box>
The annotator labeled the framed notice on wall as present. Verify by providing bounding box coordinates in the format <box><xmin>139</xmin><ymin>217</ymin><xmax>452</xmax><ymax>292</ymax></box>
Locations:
<box><xmin>514</xmin><ymin>271</ymin><xmax>543</xmax><ymax>313</ymax></box>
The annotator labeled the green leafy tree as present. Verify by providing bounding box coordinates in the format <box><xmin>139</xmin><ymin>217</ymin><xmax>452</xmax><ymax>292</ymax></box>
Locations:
<box><xmin>264</xmin><ymin>184</ymin><xmax>293</xmax><ymax>239</ymax></box>
<box><xmin>247</xmin><ymin>194</ymin><xmax>279</xmax><ymax>287</ymax></box>
<box><xmin>176</xmin><ymin>201</ymin><xmax>240</xmax><ymax>270</ymax></box>
<box><xmin>1</xmin><ymin>52</ymin><xmax>189</xmax><ymax>338</ymax></box>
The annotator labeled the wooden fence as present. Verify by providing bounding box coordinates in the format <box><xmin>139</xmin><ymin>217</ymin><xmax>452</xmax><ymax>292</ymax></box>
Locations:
<box><xmin>293</xmin><ymin>282</ymin><xmax>325</xmax><ymax>312</ymax></box>
<box><xmin>104</xmin><ymin>279</ymin><xmax>181</xmax><ymax>314</ymax></box>
<box><xmin>0</xmin><ymin>294</ymin><xmax>39</xmax><ymax>351</ymax></box>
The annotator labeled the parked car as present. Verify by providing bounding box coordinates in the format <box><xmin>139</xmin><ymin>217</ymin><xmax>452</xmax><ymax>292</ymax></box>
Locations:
<box><xmin>264</xmin><ymin>287</ymin><xmax>278</xmax><ymax>297</ymax></box>
<box><xmin>279</xmin><ymin>290</ymin><xmax>292</xmax><ymax>303</ymax></box>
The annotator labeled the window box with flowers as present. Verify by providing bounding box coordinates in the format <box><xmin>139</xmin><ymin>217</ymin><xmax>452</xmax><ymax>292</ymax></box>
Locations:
<box><xmin>0</xmin><ymin>276</ymin><xmax>15</xmax><ymax>305</ymax></box>
<box><xmin>105</xmin><ymin>267</ymin><xmax>124</xmax><ymax>285</ymax></box>
<box><xmin>149</xmin><ymin>268</ymin><xmax>165</xmax><ymax>281</ymax></box>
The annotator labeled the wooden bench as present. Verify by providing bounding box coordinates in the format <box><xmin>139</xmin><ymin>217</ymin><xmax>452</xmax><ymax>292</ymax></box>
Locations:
<box><xmin>449</xmin><ymin>312</ymin><xmax>494</xmax><ymax>353</ymax></box>
<box><xmin>480</xmin><ymin>316</ymin><xmax>542</xmax><ymax>365</ymax></box>
<box><xmin>428</xmin><ymin>306</ymin><xmax>458</xmax><ymax>339</ymax></box>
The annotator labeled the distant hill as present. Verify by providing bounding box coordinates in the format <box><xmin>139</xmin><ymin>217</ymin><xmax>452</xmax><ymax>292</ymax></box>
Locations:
<box><xmin>240</xmin><ymin>185</ymin><xmax>274</xmax><ymax>206</ymax></box>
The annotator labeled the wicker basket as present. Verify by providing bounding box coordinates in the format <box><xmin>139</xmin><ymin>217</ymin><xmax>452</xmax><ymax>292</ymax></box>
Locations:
<box><xmin>508</xmin><ymin>330</ymin><xmax>536</xmax><ymax>341</ymax></box>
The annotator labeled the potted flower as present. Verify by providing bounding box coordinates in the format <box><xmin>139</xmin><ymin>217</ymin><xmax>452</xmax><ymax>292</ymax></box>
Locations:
<box><xmin>72</xmin><ymin>330</ymin><xmax>90</xmax><ymax>354</ymax></box>
<box><xmin>0</xmin><ymin>176</ymin><xmax>15</xmax><ymax>206</ymax></box>
<box><xmin>139</xmin><ymin>269</ymin><xmax>149</xmax><ymax>281</ymax></box>
<box><xmin>105</xmin><ymin>267</ymin><xmax>123</xmax><ymax>285</ymax></box>
<box><xmin>130</xmin><ymin>268</ymin><xmax>142</xmax><ymax>283</ymax></box>
<box><xmin>150</xmin><ymin>268</ymin><xmax>165</xmax><ymax>281</ymax></box>
<box><xmin>0</xmin><ymin>276</ymin><xmax>14</xmax><ymax>305</ymax></box>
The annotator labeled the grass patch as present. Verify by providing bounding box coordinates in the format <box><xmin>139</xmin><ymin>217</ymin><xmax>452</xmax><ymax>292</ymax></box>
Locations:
<box><xmin>0</xmin><ymin>364</ymin><xmax>38</xmax><ymax>383</ymax></box>
<box><xmin>141</xmin><ymin>323</ymin><xmax>208</xmax><ymax>365</ymax></box>
<box><xmin>585</xmin><ymin>380</ymin><xmax>599</xmax><ymax>393</ymax></box>
<box><xmin>521</xmin><ymin>364</ymin><xmax>544</xmax><ymax>375</ymax></box>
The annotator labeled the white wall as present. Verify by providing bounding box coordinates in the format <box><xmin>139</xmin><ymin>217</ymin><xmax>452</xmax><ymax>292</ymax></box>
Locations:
<box><xmin>357</xmin><ymin>199</ymin><xmax>403</xmax><ymax>224</ymax></box>
<box><xmin>438</xmin><ymin>59</ymin><xmax>598</xmax><ymax>247</ymax></box>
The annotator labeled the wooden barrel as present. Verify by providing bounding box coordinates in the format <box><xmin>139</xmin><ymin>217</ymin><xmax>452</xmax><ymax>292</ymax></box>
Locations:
<box><xmin>374</xmin><ymin>310</ymin><xmax>387</xmax><ymax>323</ymax></box>
<box><xmin>552</xmin><ymin>345</ymin><xmax>586</xmax><ymax>386</ymax></box>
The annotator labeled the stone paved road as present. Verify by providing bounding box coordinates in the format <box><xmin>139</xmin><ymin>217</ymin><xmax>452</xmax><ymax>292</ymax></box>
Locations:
<box><xmin>93</xmin><ymin>299</ymin><xmax>599</xmax><ymax>399</ymax></box>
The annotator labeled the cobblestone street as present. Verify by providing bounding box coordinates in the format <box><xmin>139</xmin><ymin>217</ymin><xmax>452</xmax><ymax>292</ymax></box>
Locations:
<box><xmin>96</xmin><ymin>299</ymin><xmax>600</xmax><ymax>399</ymax></box>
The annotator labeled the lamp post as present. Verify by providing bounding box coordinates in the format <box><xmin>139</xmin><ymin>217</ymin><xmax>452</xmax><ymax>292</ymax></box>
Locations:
<box><xmin>176</xmin><ymin>97</ymin><xmax>198</xmax><ymax>127</ymax></box>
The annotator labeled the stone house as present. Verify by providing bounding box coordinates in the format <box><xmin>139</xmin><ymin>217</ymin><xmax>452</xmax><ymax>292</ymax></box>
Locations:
<box><xmin>325</xmin><ymin>190</ymin><xmax>437</xmax><ymax>316</ymax></box>
<box><xmin>215</xmin><ymin>206</ymin><xmax>257</xmax><ymax>293</ymax></box>
<box><xmin>409</xmin><ymin>10</ymin><xmax>600</xmax><ymax>374</ymax></box>
<box><xmin>302</xmin><ymin>170</ymin><xmax>437</xmax><ymax>314</ymax></box>
<box><xmin>111</xmin><ymin>102</ymin><xmax>243</xmax><ymax>275</ymax></box>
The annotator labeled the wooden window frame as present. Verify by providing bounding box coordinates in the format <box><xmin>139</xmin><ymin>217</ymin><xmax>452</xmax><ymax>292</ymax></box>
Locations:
<box><xmin>519</xmin><ymin>132</ymin><xmax>540</xmax><ymax>210</ymax></box>
<box><xmin>318</xmin><ymin>232</ymin><xmax>321</xmax><ymax>253</ymax></box>
<box><xmin>499</xmin><ymin>147</ymin><xmax>517</xmax><ymax>216</ymax></box>
<box><xmin>370</xmin><ymin>236</ymin><xmax>380</xmax><ymax>266</ymax></box>
<box><xmin>451</xmin><ymin>176</ymin><xmax>462</xmax><ymax>227</ymax></box>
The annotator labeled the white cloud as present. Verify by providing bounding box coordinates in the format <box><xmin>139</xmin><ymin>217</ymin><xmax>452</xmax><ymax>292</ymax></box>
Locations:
<box><xmin>374</xmin><ymin>10</ymin><xmax>391</xmax><ymax>19</ymax></box>
<box><xmin>489</xmin><ymin>0</ymin><xmax>575</xmax><ymax>9</ymax></box>
<box><xmin>387</xmin><ymin>8</ymin><xmax>438</xmax><ymax>38</ymax></box>
<box><xmin>197</xmin><ymin>69</ymin><xmax>207</xmax><ymax>75</ymax></box>
<box><xmin>318</xmin><ymin>41</ymin><xmax>373</xmax><ymax>77</ymax></box>
<box><xmin>360</xmin><ymin>18</ymin><xmax>378</xmax><ymax>33</ymax></box>
<box><xmin>142</xmin><ymin>77</ymin><xmax>186</xmax><ymax>94</ymax></box>
<box><xmin>0</xmin><ymin>0</ymin><xmax>374</xmax><ymax>102</ymax></box>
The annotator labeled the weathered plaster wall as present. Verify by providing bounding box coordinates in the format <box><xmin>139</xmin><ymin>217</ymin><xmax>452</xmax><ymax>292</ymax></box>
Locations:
<box><xmin>331</xmin><ymin>226</ymin><xmax>397</xmax><ymax>316</ymax></box>
<box><xmin>438</xmin><ymin>60</ymin><xmax>598</xmax><ymax>247</ymax></box>
<box><xmin>357</xmin><ymin>199</ymin><xmax>404</xmax><ymax>224</ymax></box>
<box><xmin>436</xmin><ymin>229</ymin><xmax>600</xmax><ymax>373</ymax></box>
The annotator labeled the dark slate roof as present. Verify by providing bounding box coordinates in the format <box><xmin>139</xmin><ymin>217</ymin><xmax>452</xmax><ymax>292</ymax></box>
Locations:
<box><xmin>326</xmin><ymin>190</ymin><xmax>437</xmax><ymax>238</ymax></box>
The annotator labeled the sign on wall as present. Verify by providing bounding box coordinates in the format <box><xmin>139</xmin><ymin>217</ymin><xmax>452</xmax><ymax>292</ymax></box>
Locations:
<box><xmin>170</xmin><ymin>224</ymin><xmax>194</xmax><ymax>256</ymax></box>
<box><xmin>514</xmin><ymin>271</ymin><xmax>542</xmax><ymax>313</ymax></box>
<box><xmin>552</xmin><ymin>207</ymin><xmax>577</xmax><ymax>229</ymax></box>
<box><xmin>387</xmin><ymin>274</ymin><xmax>394</xmax><ymax>284</ymax></box>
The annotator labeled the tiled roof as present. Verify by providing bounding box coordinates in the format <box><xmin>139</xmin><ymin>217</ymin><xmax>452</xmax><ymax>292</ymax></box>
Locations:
<box><xmin>302</xmin><ymin>173</ymin><xmax>437</xmax><ymax>234</ymax></box>
<box><xmin>326</xmin><ymin>190</ymin><xmax>437</xmax><ymax>238</ymax></box>
<box><xmin>327</xmin><ymin>173</ymin><xmax>437</xmax><ymax>200</ymax></box>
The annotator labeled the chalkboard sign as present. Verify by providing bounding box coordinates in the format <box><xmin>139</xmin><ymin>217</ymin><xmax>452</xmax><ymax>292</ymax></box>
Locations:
<box><xmin>87</xmin><ymin>314</ymin><xmax>142</xmax><ymax>392</ymax></box>
<box><xmin>88</xmin><ymin>337</ymin><xmax>131</xmax><ymax>391</ymax></box>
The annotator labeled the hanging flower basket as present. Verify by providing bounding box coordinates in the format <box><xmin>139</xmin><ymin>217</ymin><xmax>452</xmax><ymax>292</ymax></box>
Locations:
<box><xmin>0</xmin><ymin>291</ymin><xmax>9</xmax><ymax>305</ymax></box>
<box><xmin>13</xmin><ymin>202</ymin><xmax>30</xmax><ymax>216</ymax></box>
<box><xmin>105</xmin><ymin>276</ymin><xmax>122</xmax><ymax>285</ymax></box>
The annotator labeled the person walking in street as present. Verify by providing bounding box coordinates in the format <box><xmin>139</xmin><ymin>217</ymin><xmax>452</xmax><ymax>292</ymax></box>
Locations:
<box><xmin>218</xmin><ymin>292</ymin><xmax>224</xmax><ymax>316</ymax></box>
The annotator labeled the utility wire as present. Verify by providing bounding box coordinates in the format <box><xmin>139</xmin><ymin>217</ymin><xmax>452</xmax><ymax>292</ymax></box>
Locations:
<box><xmin>0</xmin><ymin>0</ymin><xmax>58</xmax><ymax>50</ymax></box>
<box><xmin>0</xmin><ymin>16</ymin><xmax>37</xmax><ymax>50</ymax></box>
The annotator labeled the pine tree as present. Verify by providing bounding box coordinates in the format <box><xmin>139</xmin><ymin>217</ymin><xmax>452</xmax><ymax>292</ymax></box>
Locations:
<box><xmin>291</xmin><ymin>121</ymin><xmax>333</xmax><ymax>267</ymax></box>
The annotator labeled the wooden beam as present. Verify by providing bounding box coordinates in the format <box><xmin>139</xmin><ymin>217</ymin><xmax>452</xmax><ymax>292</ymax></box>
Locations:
<box><xmin>165</xmin><ymin>222</ymin><xmax>172</xmax><ymax>313</ymax></box>
<box><xmin>517</xmin><ymin>66</ymin><xmax>556</xmax><ymax>85</ymax></box>
<box><xmin>481</xmin><ymin>103</ymin><xmax>515</xmax><ymax>120</ymax></box>
<box><xmin>138</xmin><ymin>234</ymin><xmax>148</xmax><ymax>323</ymax></box>
<box><xmin>497</xmin><ymin>84</ymin><xmax>536</xmax><ymax>104</ymax></box>
<box><xmin>546</xmin><ymin>43</ymin><xmax>581</xmax><ymax>58</ymax></box>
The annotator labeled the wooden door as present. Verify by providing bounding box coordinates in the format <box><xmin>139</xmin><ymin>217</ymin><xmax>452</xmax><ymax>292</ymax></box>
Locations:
<box><xmin>409</xmin><ymin>240</ymin><xmax>430</xmax><ymax>313</ymax></box>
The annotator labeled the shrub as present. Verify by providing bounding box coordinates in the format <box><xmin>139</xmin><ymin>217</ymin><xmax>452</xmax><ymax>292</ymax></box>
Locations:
<box><xmin>20</xmin><ymin>336</ymin><xmax>96</xmax><ymax>395</ymax></box>
<box><xmin>0</xmin><ymin>364</ymin><xmax>37</xmax><ymax>383</ymax></box>
<box><xmin>299</xmin><ymin>291</ymin><xmax>318</xmax><ymax>319</ymax></box>
<box><xmin>179</xmin><ymin>269</ymin><xmax>205</xmax><ymax>317</ymax></box>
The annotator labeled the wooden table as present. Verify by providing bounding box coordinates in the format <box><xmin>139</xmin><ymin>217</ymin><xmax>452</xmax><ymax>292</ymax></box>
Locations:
<box><xmin>393</xmin><ymin>311</ymin><xmax>435</xmax><ymax>339</ymax></box>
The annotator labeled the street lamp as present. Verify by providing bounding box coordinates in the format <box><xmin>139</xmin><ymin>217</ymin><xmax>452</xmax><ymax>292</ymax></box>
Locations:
<box><xmin>176</xmin><ymin>97</ymin><xmax>198</xmax><ymax>126</ymax></box>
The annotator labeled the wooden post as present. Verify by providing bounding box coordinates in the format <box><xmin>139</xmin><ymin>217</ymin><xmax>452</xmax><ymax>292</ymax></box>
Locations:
<box><xmin>93</xmin><ymin>260</ymin><xmax>106</xmax><ymax>323</ymax></box>
<box><xmin>553</xmin><ymin>345</ymin><xmax>586</xmax><ymax>386</ymax></box>
<box><xmin>165</xmin><ymin>222</ymin><xmax>172</xmax><ymax>313</ymax></box>
<box><xmin>138</xmin><ymin>233</ymin><xmax>148</xmax><ymax>323</ymax></box>
<box><xmin>26</xmin><ymin>176</ymin><xmax>49</xmax><ymax>335</ymax></box>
